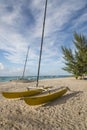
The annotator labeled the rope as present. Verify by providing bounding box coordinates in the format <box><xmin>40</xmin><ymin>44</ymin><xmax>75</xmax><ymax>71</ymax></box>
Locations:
<box><xmin>36</xmin><ymin>0</ymin><xmax>48</xmax><ymax>87</ymax></box>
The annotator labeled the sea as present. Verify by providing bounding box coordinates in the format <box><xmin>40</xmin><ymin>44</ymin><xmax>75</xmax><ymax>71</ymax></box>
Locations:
<box><xmin>0</xmin><ymin>75</ymin><xmax>71</xmax><ymax>82</ymax></box>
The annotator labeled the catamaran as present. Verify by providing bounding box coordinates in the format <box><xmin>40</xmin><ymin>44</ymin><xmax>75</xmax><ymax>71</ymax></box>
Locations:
<box><xmin>2</xmin><ymin>0</ymin><xmax>68</xmax><ymax>103</ymax></box>
<box><xmin>2</xmin><ymin>47</ymin><xmax>43</xmax><ymax>99</ymax></box>
<box><xmin>23</xmin><ymin>0</ymin><xmax>68</xmax><ymax>105</ymax></box>
<box><xmin>24</xmin><ymin>87</ymin><xmax>68</xmax><ymax>105</ymax></box>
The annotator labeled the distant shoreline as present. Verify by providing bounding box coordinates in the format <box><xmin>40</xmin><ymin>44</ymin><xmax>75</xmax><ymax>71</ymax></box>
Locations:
<box><xmin>0</xmin><ymin>75</ymin><xmax>72</xmax><ymax>82</ymax></box>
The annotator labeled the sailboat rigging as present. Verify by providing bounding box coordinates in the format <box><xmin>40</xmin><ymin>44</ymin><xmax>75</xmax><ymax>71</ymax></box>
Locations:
<box><xmin>22</xmin><ymin>46</ymin><xmax>30</xmax><ymax>79</ymax></box>
<box><xmin>36</xmin><ymin>0</ymin><xmax>48</xmax><ymax>87</ymax></box>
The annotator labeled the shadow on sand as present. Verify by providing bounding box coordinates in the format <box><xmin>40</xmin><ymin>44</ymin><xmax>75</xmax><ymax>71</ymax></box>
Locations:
<box><xmin>42</xmin><ymin>91</ymin><xmax>83</xmax><ymax>107</ymax></box>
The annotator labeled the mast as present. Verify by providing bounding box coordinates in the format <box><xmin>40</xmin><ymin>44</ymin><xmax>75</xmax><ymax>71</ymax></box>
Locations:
<box><xmin>22</xmin><ymin>46</ymin><xmax>30</xmax><ymax>79</ymax></box>
<box><xmin>36</xmin><ymin>0</ymin><xmax>48</xmax><ymax>86</ymax></box>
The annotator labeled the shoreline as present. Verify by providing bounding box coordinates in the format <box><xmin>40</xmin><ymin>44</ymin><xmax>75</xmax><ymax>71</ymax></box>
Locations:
<box><xmin>0</xmin><ymin>75</ymin><xmax>73</xmax><ymax>83</ymax></box>
<box><xmin>0</xmin><ymin>77</ymin><xmax>87</xmax><ymax>130</ymax></box>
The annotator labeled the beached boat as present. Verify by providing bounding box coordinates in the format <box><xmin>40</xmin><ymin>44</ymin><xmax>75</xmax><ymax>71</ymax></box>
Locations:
<box><xmin>2</xmin><ymin>88</ymin><xmax>43</xmax><ymax>99</ymax></box>
<box><xmin>24</xmin><ymin>87</ymin><xmax>68</xmax><ymax>105</ymax></box>
<box><xmin>23</xmin><ymin>0</ymin><xmax>68</xmax><ymax>106</ymax></box>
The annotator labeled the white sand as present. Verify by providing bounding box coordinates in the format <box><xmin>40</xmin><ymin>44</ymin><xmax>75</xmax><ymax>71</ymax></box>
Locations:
<box><xmin>0</xmin><ymin>77</ymin><xmax>87</xmax><ymax>130</ymax></box>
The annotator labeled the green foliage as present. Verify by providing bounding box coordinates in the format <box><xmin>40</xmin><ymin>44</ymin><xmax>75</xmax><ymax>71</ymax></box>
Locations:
<box><xmin>62</xmin><ymin>32</ymin><xmax>87</xmax><ymax>79</ymax></box>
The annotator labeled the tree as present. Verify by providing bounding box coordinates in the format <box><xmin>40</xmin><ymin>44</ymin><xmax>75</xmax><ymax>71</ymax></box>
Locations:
<box><xmin>62</xmin><ymin>32</ymin><xmax>87</xmax><ymax>79</ymax></box>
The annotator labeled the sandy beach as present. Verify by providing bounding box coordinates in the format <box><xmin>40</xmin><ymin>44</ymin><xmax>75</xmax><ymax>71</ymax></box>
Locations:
<box><xmin>0</xmin><ymin>77</ymin><xmax>87</xmax><ymax>130</ymax></box>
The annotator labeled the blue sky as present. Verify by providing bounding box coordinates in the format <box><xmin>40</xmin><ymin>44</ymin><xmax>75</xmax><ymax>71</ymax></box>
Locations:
<box><xmin>0</xmin><ymin>0</ymin><xmax>87</xmax><ymax>76</ymax></box>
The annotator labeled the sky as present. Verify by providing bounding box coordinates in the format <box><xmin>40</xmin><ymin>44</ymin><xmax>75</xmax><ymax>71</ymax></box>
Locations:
<box><xmin>0</xmin><ymin>0</ymin><xmax>87</xmax><ymax>76</ymax></box>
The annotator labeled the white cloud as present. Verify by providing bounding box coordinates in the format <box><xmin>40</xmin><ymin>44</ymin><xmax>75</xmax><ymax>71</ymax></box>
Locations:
<box><xmin>0</xmin><ymin>63</ymin><xmax>4</xmax><ymax>70</ymax></box>
<box><xmin>0</xmin><ymin>0</ymin><xmax>87</xmax><ymax>75</ymax></box>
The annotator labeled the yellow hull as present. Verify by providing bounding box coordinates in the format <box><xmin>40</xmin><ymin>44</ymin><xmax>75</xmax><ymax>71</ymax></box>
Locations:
<box><xmin>24</xmin><ymin>87</ymin><xmax>68</xmax><ymax>105</ymax></box>
<box><xmin>2</xmin><ymin>89</ymin><xmax>43</xmax><ymax>99</ymax></box>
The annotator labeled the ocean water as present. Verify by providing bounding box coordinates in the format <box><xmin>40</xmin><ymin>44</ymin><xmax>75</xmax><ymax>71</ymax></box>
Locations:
<box><xmin>0</xmin><ymin>75</ymin><xmax>70</xmax><ymax>82</ymax></box>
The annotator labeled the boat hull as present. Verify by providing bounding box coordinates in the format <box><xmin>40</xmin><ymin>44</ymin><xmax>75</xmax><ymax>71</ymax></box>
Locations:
<box><xmin>2</xmin><ymin>89</ymin><xmax>43</xmax><ymax>99</ymax></box>
<box><xmin>24</xmin><ymin>87</ymin><xmax>68</xmax><ymax>105</ymax></box>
